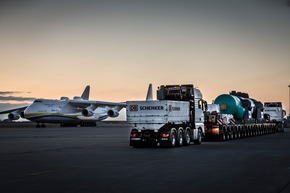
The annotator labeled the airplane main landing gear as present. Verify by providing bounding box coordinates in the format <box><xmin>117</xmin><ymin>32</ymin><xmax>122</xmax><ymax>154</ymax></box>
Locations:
<box><xmin>80</xmin><ymin>122</ymin><xmax>97</xmax><ymax>127</ymax></box>
<box><xmin>36</xmin><ymin>123</ymin><xmax>46</xmax><ymax>128</ymax></box>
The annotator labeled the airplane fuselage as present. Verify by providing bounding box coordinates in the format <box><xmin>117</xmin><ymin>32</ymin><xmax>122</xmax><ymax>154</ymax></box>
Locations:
<box><xmin>24</xmin><ymin>99</ymin><xmax>110</xmax><ymax>124</ymax></box>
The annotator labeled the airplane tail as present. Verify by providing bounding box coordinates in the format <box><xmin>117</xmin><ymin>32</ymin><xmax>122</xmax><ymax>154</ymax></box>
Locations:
<box><xmin>146</xmin><ymin>84</ymin><xmax>153</xmax><ymax>101</ymax></box>
<box><xmin>81</xmin><ymin>86</ymin><xmax>90</xmax><ymax>100</ymax></box>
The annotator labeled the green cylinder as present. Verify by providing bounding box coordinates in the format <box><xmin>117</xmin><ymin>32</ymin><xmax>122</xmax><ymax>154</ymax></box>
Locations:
<box><xmin>214</xmin><ymin>94</ymin><xmax>245</xmax><ymax>119</ymax></box>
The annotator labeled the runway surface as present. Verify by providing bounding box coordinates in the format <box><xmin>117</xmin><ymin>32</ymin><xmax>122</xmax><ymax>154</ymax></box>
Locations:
<box><xmin>0</xmin><ymin>124</ymin><xmax>290</xmax><ymax>193</ymax></box>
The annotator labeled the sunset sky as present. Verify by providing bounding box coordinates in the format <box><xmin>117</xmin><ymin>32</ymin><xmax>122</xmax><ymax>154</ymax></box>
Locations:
<box><xmin>0</xmin><ymin>0</ymin><xmax>290</xmax><ymax>120</ymax></box>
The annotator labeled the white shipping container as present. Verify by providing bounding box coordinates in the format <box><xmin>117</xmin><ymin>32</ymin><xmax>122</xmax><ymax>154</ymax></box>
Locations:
<box><xmin>127</xmin><ymin>100</ymin><xmax>190</xmax><ymax>124</ymax></box>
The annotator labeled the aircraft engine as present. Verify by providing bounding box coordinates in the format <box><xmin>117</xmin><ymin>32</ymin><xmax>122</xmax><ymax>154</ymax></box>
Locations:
<box><xmin>107</xmin><ymin>109</ymin><xmax>119</xmax><ymax>118</ymax></box>
<box><xmin>8</xmin><ymin>112</ymin><xmax>20</xmax><ymax>120</ymax></box>
<box><xmin>82</xmin><ymin>108</ymin><xmax>94</xmax><ymax>117</ymax></box>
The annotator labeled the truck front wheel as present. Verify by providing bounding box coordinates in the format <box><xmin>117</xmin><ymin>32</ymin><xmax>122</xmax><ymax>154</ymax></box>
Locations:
<box><xmin>194</xmin><ymin>129</ymin><xmax>202</xmax><ymax>145</ymax></box>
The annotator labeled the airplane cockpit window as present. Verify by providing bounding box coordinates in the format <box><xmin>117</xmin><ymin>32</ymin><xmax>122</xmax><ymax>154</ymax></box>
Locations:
<box><xmin>34</xmin><ymin>100</ymin><xmax>42</xmax><ymax>103</ymax></box>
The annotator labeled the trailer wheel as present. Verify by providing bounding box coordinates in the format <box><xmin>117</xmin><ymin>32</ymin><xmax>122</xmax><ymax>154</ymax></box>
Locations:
<box><xmin>237</xmin><ymin>129</ymin><xmax>241</xmax><ymax>139</ymax></box>
<box><xmin>176</xmin><ymin>128</ymin><xmax>183</xmax><ymax>147</ymax></box>
<box><xmin>183</xmin><ymin>128</ymin><xmax>191</xmax><ymax>146</ymax></box>
<box><xmin>221</xmin><ymin>131</ymin><xmax>227</xmax><ymax>141</ymax></box>
<box><xmin>220</xmin><ymin>127</ymin><xmax>226</xmax><ymax>141</ymax></box>
<box><xmin>229</xmin><ymin>130</ymin><xmax>234</xmax><ymax>140</ymax></box>
<box><xmin>226</xmin><ymin>128</ymin><xmax>230</xmax><ymax>141</ymax></box>
<box><xmin>169</xmin><ymin>129</ymin><xmax>177</xmax><ymax>147</ymax></box>
<box><xmin>194</xmin><ymin>129</ymin><xmax>202</xmax><ymax>145</ymax></box>
<box><xmin>233</xmin><ymin>127</ymin><xmax>237</xmax><ymax>139</ymax></box>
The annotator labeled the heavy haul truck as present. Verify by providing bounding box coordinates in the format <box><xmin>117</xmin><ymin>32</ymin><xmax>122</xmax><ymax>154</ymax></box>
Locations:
<box><xmin>204</xmin><ymin>91</ymin><xmax>279</xmax><ymax>141</ymax></box>
<box><xmin>127</xmin><ymin>84</ymin><xmax>207</xmax><ymax>148</ymax></box>
<box><xmin>264</xmin><ymin>102</ymin><xmax>286</xmax><ymax>132</ymax></box>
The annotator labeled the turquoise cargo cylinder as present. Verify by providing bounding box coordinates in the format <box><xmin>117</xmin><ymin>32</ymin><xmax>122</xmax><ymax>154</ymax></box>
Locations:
<box><xmin>214</xmin><ymin>94</ymin><xmax>245</xmax><ymax>119</ymax></box>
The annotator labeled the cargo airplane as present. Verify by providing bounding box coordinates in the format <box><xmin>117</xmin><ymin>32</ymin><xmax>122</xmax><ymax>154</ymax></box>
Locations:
<box><xmin>0</xmin><ymin>86</ymin><xmax>126</xmax><ymax>127</ymax></box>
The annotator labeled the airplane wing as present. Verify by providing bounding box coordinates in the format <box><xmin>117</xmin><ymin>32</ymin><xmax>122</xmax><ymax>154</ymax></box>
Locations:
<box><xmin>0</xmin><ymin>106</ymin><xmax>28</xmax><ymax>114</ymax></box>
<box><xmin>69</xmin><ymin>100</ymin><xmax>126</xmax><ymax>108</ymax></box>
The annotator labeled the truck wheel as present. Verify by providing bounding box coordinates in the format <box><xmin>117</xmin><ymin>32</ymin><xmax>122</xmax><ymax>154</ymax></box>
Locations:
<box><xmin>176</xmin><ymin>128</ymin><xmax>183</xmax><ymax>147</ymax></box>
<box><xmin>169</xmin><ymin>129</ymin><xmax>177</xmax><ymax>147</ymax></box>
<box><xmin>194</xmin><ymin>129</ymin><xmax>202</xmax><ymax>145</ymax></box>
<box><xmin>183</xmin><ymin>129</ymin><xmax>191</xmax><ymax>146</ymax></box>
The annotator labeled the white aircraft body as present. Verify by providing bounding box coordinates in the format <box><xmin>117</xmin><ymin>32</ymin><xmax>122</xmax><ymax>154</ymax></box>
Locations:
<box><xmin>0</xmin><ymin>86</ymin><xmax>126</xmax><ymax>127</ymax></box>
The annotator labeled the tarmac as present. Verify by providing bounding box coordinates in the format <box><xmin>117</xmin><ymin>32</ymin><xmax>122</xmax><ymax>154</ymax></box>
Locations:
<box><xmin>0</xmin><ymin>123</ymin><xmax>290</xmax><ymax>193</ymax></box>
